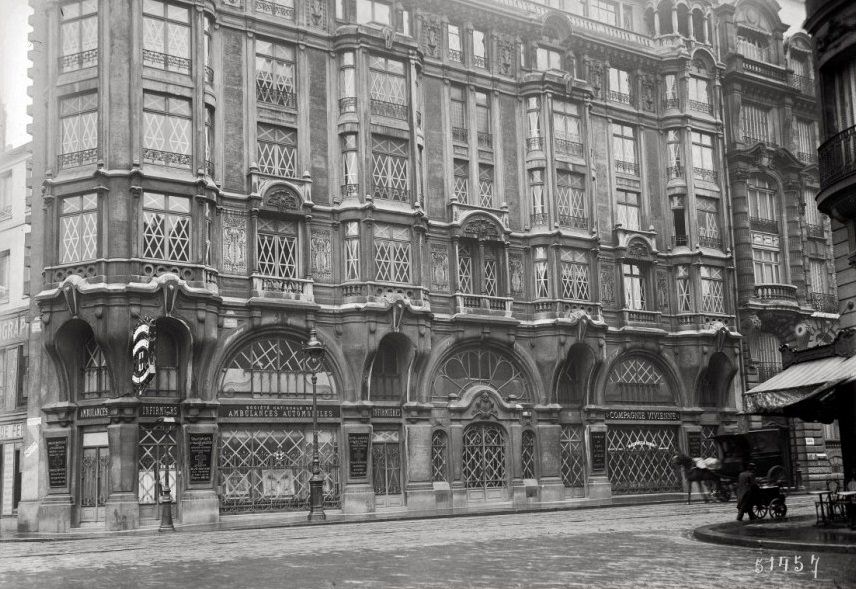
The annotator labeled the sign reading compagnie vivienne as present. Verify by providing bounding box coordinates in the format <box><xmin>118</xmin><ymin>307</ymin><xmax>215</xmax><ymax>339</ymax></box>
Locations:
<box><xmin>348</xmin><ymin>433</ymin><xmax>369</xmax><ymax>479</ymax></box>
<box><xmin>218</xmin><ymin>404</ymin><xmax>340</xmax><ymax>419</ymax></box>
<box><xmin>47</xmin><ymin>438</ymin><xmax>68</xmax><ymax>488</ymax></box>
<box><xmin>188</xmin><ymin>433</ymin><xmax>214</xmax><ymax>483</ymax></box>
<box><xmin>590</xmin><ymin>431</ymin><xmax>606</xmax><ymax>472</ymax></box>
<box><xmin>604</xmin><ymin>410</ymin><xmax>680</xmax><ymax>421</ymax></box>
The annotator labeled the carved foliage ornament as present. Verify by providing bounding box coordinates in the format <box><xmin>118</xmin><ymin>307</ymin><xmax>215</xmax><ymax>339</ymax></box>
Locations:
<box><xmin>431</xmin><ymin>245</ymin><xmax>449</xmax><ymax>292</ymax></box>
<box><xmin>222</xmin><ymin>212</ymin><xmax>247</xmax><ymax>274</ymax></box>
<box><xmin>266</xmin><ymin>189</ymin><xmax>300</xmax><ymax>212</ymax></box>
<box><xmin>311</xmin><ymin>230</ymin><xmax>332</xmax><ymax>282</ymax></box>
<box><xmin>463</xmin><ymin>218</ymin><xmax>500</xmax><ymax>241</ymax></box>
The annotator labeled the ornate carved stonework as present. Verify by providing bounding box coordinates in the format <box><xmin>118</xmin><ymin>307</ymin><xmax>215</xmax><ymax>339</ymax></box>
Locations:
<box><xmin>222</xmin><ymin>212</ymin><xmax>247</xmax><ymax>274</ymax></box>
<box><xmin>587</xmin><ymin>59</ymin><xmax>604</xmax><ymax>98</ymax></box>
<box><xmin>600</xmin><ymin>263</ymin><xmax>615</xmax><ymax>305</ymax></box>
<box><xmin>431</xmin><ymin>245</ymin><xmax>449</xmax><ymax>292</ymax></box>
<box><xmin>640</xmin><ymin>73</ymin><xmax>655</xmax><ymax>112</ymax></box>
<box><xmin>625</xmin><ymin>239</ymin><xmax>651</xmax><ymax>261</ymax></box>
<box><xmin>307</xmin><ymin>0</ymin><xmax>327</xmax><ymax>29</ymax></box>
<box><xmin>657</xmin><ymin>270</ymin><xmax>669</xmax><ymax>311</ymax></box>
<box><xmin>266</xmin><ymin>189</ymin><xmax>300</xmax><ymax>212</ymax></box>
<box><xmin>421</xmin><ymin>15</ymin><xmax>441</xmax><ymax>58</ymax></box>
<box><xmin>498</xmin><ymin>38</ymin><xmax>515</xmax><ymax>76</ymax></box>
<box><xmin>509</xmin><ymin>254</ymin><xmax>525</xmax><ymax>297</ymax></box>
<box><xmin>463</xmin><ymin>218</ymin><xmax>500</xmax><ymax>240</ymax></box>
<box><xmin>311</xmin><ymin>230</ymin><xmax>332</xmax><ymax>282</ymax></box>
<box><xmin>473</xmin><ymin>392</ymin><xmax>498</xmax><ymax>420</ymax></box>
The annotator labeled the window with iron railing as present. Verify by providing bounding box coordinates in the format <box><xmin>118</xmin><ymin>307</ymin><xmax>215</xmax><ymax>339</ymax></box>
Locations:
<box><xmin>741</xmin><ymin>102</ymin><xmax>774</xmax><ymax>144</ymax></box>
<box><xmin>608</xmin><ymin>67</ymin><xmax>632</xmax><ymax>104</ymax></box>
<box><xmin>553</xmin><ymin>101</ymin><xmax>582</xmax><ymax>157</ymax></box>
<box><xmin>752</xmin><ymin>235</ymin><xmax>782</xmax><ymax>284</ymax></box>
<box><xmin>534</xmin><ymin>247</ymin><xmax>550</xmax><ymax>299</ymax></box>
<box><xmin>666</xmin><ymin>129</ymin><xmax>682</xmax><ymax>178</ymax></box>
<box><xmin>663</xmin><ymin>74</ymin><xmax>679</xmax><ymax>109</ymax></box>
<box><xmin>529</xmin><ymin>169</ymin><xmax>547</xmax><ymax>226</ymax></box>
<box><xmin>453</xmin><ymin>160</ymin><xmax>469</xmax><ymax>204</ymax></box>
<box><xmin>737</xmin><ymin>33</ymin><xmax>771</xmax><ymax>63</ymax></box>
<box><xmin>476</xmin><ymin>91</ymin><xmax>492</xmax><ymax>149</ymax></box>
<box><xmin>795</xmin><ymin>118</ymin><xmax>818</xmax><ymax>164</ymax></box>
<box><xmin>526</xmin><ymin>96</ymin><xmax>542</xmax><ymax>151</ymax></box>
<box><xmin>691</xmin><ymin>131</ymin><xmax>716</xmax><ymax>183</ymax></box>
<box><xmin>60</xmin><ymin>0</ymin><xmax>98</xmax><ymax>72</ymax></box>
<box><xmin>697</xmin><ymin>197</ymin><xmax>722</xmax><ymax>249</ymax></box>
<box><xmin>59</xmin><ymin>193</ymin><xmax>98</xmax><ymax>264</ymax></box>
<box><xmin>339</xmin><ymin>51</ymin><xmax>356</xmax><ymax>114</ymax></box>
<box><xmin>369</xmin><ymin>56</ymin><xmax>408</xmax><ymax>120</ymax></box>
<box><xmin>142</xmin><ymin>193</ymin><xmax>191</xmax><ymax>262</ymax></box>
<box><xmin>447</xmin><ymin>24</ymin><xmax>463</xmax><ymax>63</ymax></box>
<box><xmin>612</xmin><ymin>123</ymin><xmax>638</xmax><ymax>175</ymax></box>
<box><xmin>257</xmin><ymin>124</ymin><xmax>297</xmax><ymax>178</ymax></box>
<box><xmin>431</xmin><ymin>430</ymin><xmax>449</xmax><ymax>482</ymax></box>
<box><xmin>450</xmin><ymin>85</ymin><xmax>467</xmax><ymax>142</ymax></box>
<box><xmin>142</xmin><ymin>0</ymin><xmax>191</xmax><ymax>74</ymax></box>
<box><xmin>204</xmin><ymin>105</ymin><xmax>215</xmax><ymax>178</ymax></box>
<box><xmin>556</xmin><ymin>171</ymin><xmax>586</xmax><ymax>228</ymax></box>
<box><xmin>688</xmin><ymin>77</ymin><xmax>711</xmax><ymax>113</ymax></box>
<box><xmin>473</xmin><ymin>29</ymin><xmax>488</xmax><ymax>69</ymax></box>
<box><xmin>616</xmin><ymin>189</ymin><xmax>640</xmax><ymax>230</ymax></box>
<box><xmin>256</xmin><ymin>41</ymin><xmax>296</xmax><ymax>109</ymax></box>
<box><xmin>341</xmin><ymin>133</ymin><xmax>359</xmax><ymax>198</ymax></box>
<box><xmin>372</xmin><ymin>135</ymin><xmax>409</xmax><ymax>202</ymax></box>
<box><xmin>59</xmin><ymin>92</ymin><xmax>99</xmax><ymax>169</ymax></box>
<box><xmin>143</xmin><ymin>92</ymin><xmax>191</xmax><ymax>169</ymax></box>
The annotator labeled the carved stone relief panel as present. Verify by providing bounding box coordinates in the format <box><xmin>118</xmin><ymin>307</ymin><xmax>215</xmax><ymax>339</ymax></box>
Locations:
<box><xmin>311</xmin><ymin>229</ymin><xmax>332</xmax><ymax>282</ymax></box>
<box><xmin>222</xmin><ymin>212</ymin><xmax>247</xmax><ymax>275</ymax></box>
<box><xmin>509</xmin><ymin>254</ymin><xmax>525</xmax><ymax>298</ymax></box>
<box><xmin>599</xmin><ymin>262</ymin><xmax>615</xmax><ymax>306</ymax></box>
<box><xmin>431</xmin><ymin>244</ymin><xmax>449</xmax><ymax>292</ymax></box>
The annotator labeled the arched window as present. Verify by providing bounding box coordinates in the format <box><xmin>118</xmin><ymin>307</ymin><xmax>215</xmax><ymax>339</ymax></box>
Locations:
<box><xmin>83</xmin><ymin>337</ymin><xmax>110</xmax><ymax>399</ymax></box>
<box><xmin>692</xmin><ymin>9</ymin><xmax>706</xmax><ymax>43</ymax></box>
<box><xmin>658</xmin><ymin>0</ymin><xmax>674</xmax><ymax>35</ymax></box>
<box><xmin>521</xmin><ymin>430</ymin><xmax>536</xmax><ymax>479</ymax></box>
<box><xmin>431</xmin><ymin>430</ymin><xmax>449</xmax><ymax>482</ymax></box>
<box><xmin>220</xmin><ymin>335</ymin><xmax>335</xmax><ymax>398</ymax></box>
<box><xmin>688</xmin><ymin>59</ymin><xmax>712</xmax><ymax>114</ymax></box>
<box><xmin>371</xmin><ymin>337</ymin><xmax>404</xmax><ymax>400</ymax></box>
<box><xmin>557</xmin><ymin>343</ymin><xmax>594</xmax><ymax>406</ymax></box>
<box><xmin>677</xmin><ymin>4</ymin><xmax>689</xmax><ymax>37</ymax></box>
<box><xmin>606</xmin><ymin>356</ymin><xmax>674</xmax><ymax>405</ymax></box>
<box><xmin>431</xmin><ymin>347</ymin><xmax>528</xmax><ymax>401</ymax></box>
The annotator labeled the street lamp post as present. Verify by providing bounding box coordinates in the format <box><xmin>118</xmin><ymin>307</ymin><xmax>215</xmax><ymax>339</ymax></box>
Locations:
<box><xmin>303</xmin><ymin>328</ymin><xmax>327</xmax><ymax>521</ymax></box>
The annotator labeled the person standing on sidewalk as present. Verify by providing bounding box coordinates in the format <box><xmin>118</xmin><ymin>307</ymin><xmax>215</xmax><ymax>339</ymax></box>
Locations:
<box><xmin>736</xmin><ymin>463</ymin><xmax>758</xmax><ymax>521</ymax></box>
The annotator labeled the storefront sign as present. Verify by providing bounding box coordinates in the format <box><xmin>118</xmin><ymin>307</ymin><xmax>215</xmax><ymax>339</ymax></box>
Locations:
<box><xmin>219</xmin><ymin>404</ymin><xmax>340</xmax><ymax>419</ymax></box>
<box><xmin>371</xmin><ymin>407</ymin><xmax>401</xmax><ymax>419</ymax></box>
<box><xmin>0</xmin><ymin>422</ymin><xmax>23</xmax><ymax>441</ymax></box>
<box><xmin>188</xmin><ymin>433</ymin><xmax>214</xmax><ymax>484</ymax></box>
<box><xmin>348</xmin><ymin>433</ymin><xmax>369</xmax><ymax>479</ymax></box>
<box><xmin>687</xmin><ymin>431</ymin><xmax>702</xmax><ymax>457</ymax></box>
<box><xmin>77</xmin><ymin>406</ymin><xmax>109</xmax><ymax>420</ymax></box>
<box><xmin>140</xmin><ymin>404</ymin><xmax>180</xmax><ymax>419</ymax></box>
<box><xmin>590</xmin><ymin>431</ymin><xmax>606</xmax><ymax>472</ymax></box>
<box><xmin>0</xmin><ymin>315</ymin><xmax>27</xmax><ymax>343</ymax></box>
<box><xmin>47</xmin><ymin>438</ymin><xmax>68</xmax><ymax>488</ymax></box>
<box><xmin>604</xmin><ymin>410</ymin><xmax>680</xmax><ymax>422</ymax></box>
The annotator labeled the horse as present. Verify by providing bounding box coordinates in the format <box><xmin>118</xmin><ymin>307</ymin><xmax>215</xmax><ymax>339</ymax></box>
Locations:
<box><xmin>671</xmin><ymin>453</ymin><xmax>723</xmax><ymax>504</ymax></box>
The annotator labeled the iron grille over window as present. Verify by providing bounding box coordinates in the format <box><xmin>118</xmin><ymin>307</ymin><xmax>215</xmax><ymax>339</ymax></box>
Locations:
<box><xmin>59</xmin><ymin>92</ymin><xmax>98</xmax><ymax>169</ymax></box>
<box><xmin>607</xmin><ymin>426</ymin><xmax>681</xmax><ymax>494</ymax></box>
<box><xmin>138</xmin><ymin>425</ymin><xmax>177</xmax><ymax>506</ymax></box>
<box><xmin>142</xmin><ymin>193</ymin><xmax>191</xmax><ymax>262</ymax></box>
<box><xmin>521</xmin><ymin>430</ymin><xmax>536</xmax><ymax>479</ymax></box>
<box><xmin>431</xmin><ymin>430</ymin><xmax>449</xmax><ymax>482</ymax></box>
<box><xmin>83</xmin><ymin>337</ymin><xmax>110</xmax><ymax>398</ymax></box>
<box><xmin>60</xmin><ymin>0</ymin><xmax>98</xmax><ymax>72</ymax></box>
<box><xmin>560</xmin><ymin>425</ymin><xmax>585</xmax><ymax>488</ymax></box>
<box><xmin>142</xmin><ymin>0</ymin><xmax>191</xmax><ymax>74</ymax></box>
<box><xmin>371</xmin><ymin>136</ymin><xmax>409</xmax><ymax>202</ymax></box>
<box><xmin>256</xmin><ymin>40</ymin><xmax>296</xmax><ymax>109</ymax></box>
<box><xmin>220</xmin><ymin>336</ymin><xmax>335</xmax><ymax>397</ymax></box>
<box><xmin>143</xmin><ymin>92</ymin><xmax>191</xmax><ymax>169</ymax></box>
<box><xmin>59</xmin><ymin>194</ymin><xmax>98</xmax><ymax>263</ymax></box>
<box><xmin>463</xmin><ymin>424</ymin><xmax>506</xmax><ymax>490</ymax></box>
<box><xmin>257</xmin><ymin>124</ymin><xmax>297</xmax><ymax>178</ymax></box>
<box><xmin>374</xmin><ymin>223</ymin><xmax>411</xmax><ymax>284</ymax></box>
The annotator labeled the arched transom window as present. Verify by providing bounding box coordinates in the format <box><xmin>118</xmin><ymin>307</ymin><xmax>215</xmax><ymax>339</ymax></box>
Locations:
<box><xmin>432</xmin><ymin>347</ymin><xmax>528</xmax><ymax>401</ymax></box>
<box><xmin>220</xmin><ymin>336</ymin><xmax>335</xmax><ymax>398</ymax></box>
<box><xmin>605</xmin><ymin>356</ymin><xmax>674</xmax><ymax>405</ymax></box>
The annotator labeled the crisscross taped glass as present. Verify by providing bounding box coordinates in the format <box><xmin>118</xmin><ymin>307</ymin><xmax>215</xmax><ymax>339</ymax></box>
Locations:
<box><xmin>372</xmin><ymin>431</ymin><xmax>401</xmax><ymax>495</ymax></box>
<box><xmin>256</xmin><ymin>41</ymin><xmax>296</xmax><ymax>108</ymax></box>
<box><xmin>257</xmin><ymin>226</ymin><xmax>298</xmax><ymax>279</ymax></box>
<box><xmin>458</xmin><ymin>245</ymin><xmax>473</xmax><ymax>293</ymax></box>
<box><xmin>142</xmin><ymin>0</ymin><xmax>190</xmax><ymax>73</ymax></box>
<box><xmin>560</xmin><ymin>425</ymin><xmax>585</xmax><ymax>487</ymax></box>
<box><xmin>483</xmin><ymin>258</ymin><xmax>498</xmax><ymax>297</ymax></box>
<box><xmin>143</xmin><ymin>93</ymin><xmax>191</xmax><ymax>168</ymax></box>
<box><xmin>560</xmin><ymin>249</ymin><xmax>589</xmax><ymax>300</ymax></box>
<box><xmin>607</xmin><ymin>426</ymin><xmax>681</xmax><ymax>494</ymax></box>
<box><xmin>219</xmin><ymin>427</ymin><xmax>340</xmax><ymax>513</ymax></box>
<box><xmin>257</xmin><ymin>124</ymin><xmax>297</xmax><ymax>177</ymax></box>
<box><xmin>478</xmin><ymin>165</ymin><xmax>494</xmax><ymax>207</ymax></box>
<box><xmin>701</xmin><ymin>266</ymin><xmax>725</xmax><ymax>313</ymax></box>
<box><xmin>677</xmin><ymin>265</ymin><xmax>692</xmax><ymax>313</ymax></box>
<box><xmin>60</xmin><ymin>0</ymin><xmax>98</xmax><ymax>72</ymax></box>
<box><xmin>142</xmin><ymin>193</ymin><xmax>191</xmax><ymax>262</ymax></box>
<box><xmin>374</xmin><ymin>223</ymin><xmax>410</xmax><ymax>283</ymax></box>
<box><xmin>59</xmin><ymin>93</ymin><xmax>98</xmax><ymax>167</ymax></box>
<box><xmin>83</xmin><ymin>337</ymin><xmax>110</xmax><ymax>398</ymax></box>
<box><xmin>431</xmin><ymin>430</ymin><xmax>449</xmax><ymax>482</ymax></box>
<box><xmin>371</xmin><ymin>136</ymin><xmax>409</xmax><ymax>201</ymax></box>
<box><xmin>60</xmin><ymin>194</ymin><xmax>97</xmax><ymax>263</ymax></box>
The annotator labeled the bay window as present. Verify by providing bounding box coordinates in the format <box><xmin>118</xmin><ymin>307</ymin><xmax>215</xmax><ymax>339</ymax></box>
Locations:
<box><xmin>256</xmin><ymin>40</ymin><xmax>296</xmax><ymax>109</ymax></box>
<box><xmin>142</xmin><ymin>92</ymin><xmax>191</xmax><ymax>169</ymax></box>
<box><xmin>339</xmin><ymin>51</ymin><xmax>357</xmax><ymax>113</ymax></box>
<box><xmin>535</xmin><ymin>47</ymin><xmax>562</xmax><ymax>71</ymax></box>
<box><xmin>691</xmin><ymin>131</ymin><xmax>716</xmax><ymax>182</ymax></box>
<box><xmin>59</xmin><ymin>92</ymin><xmax>99</xmax><ymax>169</ymax></box>
<box><xmin>60</xmin><ymin>0</ymin><xmax>98</xmax><ymax>72</ymax></box>
<box><xmin>688</xmin><ymin>77</ymin><xmax>711</xmax><ymax>113</ymax></box>
<box><xmin>59</xmin><ymin>193</ymin><xmax>98</xmax><ymax>264</ymax></box>
<box><xmin>369</xmin><ymin>56</ymin><xmax>407</xmax><ymax>120</ymax></box>
<box><xmin>142</xmin><ymin>0</ymin><xmax>191</xmax><ymax>74</ymax></box>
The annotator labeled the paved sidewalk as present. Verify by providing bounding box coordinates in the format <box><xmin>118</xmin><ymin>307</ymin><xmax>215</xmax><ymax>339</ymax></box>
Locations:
<box><xmin>695</xmin><ymin>514</ymin><xmax>856</xmax><ymax>554</ymax></box>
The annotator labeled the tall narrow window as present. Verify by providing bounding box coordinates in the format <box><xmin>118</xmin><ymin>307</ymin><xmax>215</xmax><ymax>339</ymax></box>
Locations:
<box><xmin>478</xmin><ymin>165</ymin><xmax>495</xmax><ymax>208</ymax></box>
<box><xmin>142</xmin><ymin>193</ymin><xmax>191</xmax><ymax>262</ymax></box>
<box><xmin>608</xmin><ymin>67</ymin><xmax>632</xmax><ymax>104</ymax></box>
<box><xmin>526</xmin><ymin>96</ymin><xmax>542</xmax><ymax>151</ymax></box>
<box><xmin>591</xmin><ymin>0</ymin><xmax>619</xmax><ymax>26</ymax></box>
<box><xmin>59</xmin><ymin>92</ymin><xmax>98</xmax><ymax>169</ymax></box>
<box><xmin>142</xmin><ymin>0</ymin><xmax>191</xmax><ymax>74</ymax></box>
<box><xmin>672</xmin><ymin>195</ymin><xmax>686</xmax><ymax>246</ymax></box>
<box><xmin>142</xmin><ymin>92</ymin><xmax>191</xmax><ymax>169</ymax></box>
<box><xmin>530</xmin><ymin>169</ymin><xmax>546</xmax><ymax>225</ymax></box>
<box><xmin>794</xmin><ymin>118</ymin><xmax>818</xmax><ymax>163</ymax></box>
<box><xmin>622</xmin><ymin>263</ymin><xmax>646</xmax><ymax>310</ymax></box>
<box><xmin>804</xmin><ymin>187</ymin><xmax>824</xmax><ymax>236</ymax></box>
<box><xmin>59</xmin><ymin>193</ymin><xmax>98</xmax><ymax>264</ymax></box>
<box><xmin>473</xmin><ymin>29</ymin><xmax>488</xmax><ymax>69</ymax></box>
<box><xmin>666</xmin><ymin>129</ymin><xmax>682</xmax><ymax>178</ymax></box>
<box><xmin>748</xmin><ymin>176</ymin><xmax>778</xmax><ymax>224</ymax></box>
<box><xmin>553</xmin><ymin>101</ymin><xmax>582</xmax><ymax>157</ymax></box>
<box><xmin>691</xmin><ymin>131</ymin><xmax>716</xmax><ymax>183</ymax></box>
<box><xmin>356</xmin><ymin>0</ymin><xmax>391</xmax><ymax>26</ymax></box>
<box><xmin>697</xmin><ymin>197</ymin><xmax>721</xmax><ymax>249</ymax></box>
<box><xmin>256</xmin><ymin>219</ymin><xmax>298</xmax><ymax>279</ymax></box>
<box><xmin>83</xmin><ymin>338</ymin><xmax>109</xmax><ymax>397</ymax></box>
<box><xmin>752</xmin><ymin>234</ymin><xmax>782</xmax><ymax>283</ymax></box>
<box><xmin>676</xmin><ymin>265</ymin><xmax>691</xmax><ymax>313</ymax></box>
<box><xmin>371</xmin><ymin>135</ymin><xmax>409</xmax><ymax>202</ymax></box>
<box><xmin>741</xmin><ymin>103</ymin><xmax>773</xmax><ymax>144</ymax></box>
<box><xmin>737</xmin><ymin>32</ymin><xmax>771</xmax><ymax>63</ymax></box>
<box><xmin>431</xmin><ymin>430</ymin><xmax>449</xmax><ymax>482</ymax></box>
<box><xmin>447</xmin><ymin>24</ymin><xmax>462</xmax><ymax>63</ymax></box>
<box><xmin>450</xmin><ymin>85</ymin><xmax>467</xmax><ymax>143</ymax></box>
<box><xmin>701</xmin><ymin>266</ymin><xmax>725</xmax><ymax>313</ymax></box>
<box><xmin>374</xmin><ymin>224</ymin><xmax>411</xmax><ymax>284</ymax></box>
<box><xmin>556</xmin><ymin>171</ymin><xmax>586</xmax><ymax>228</ymax></box>
<box><xmin>612</xmin><ymin>123</ymin><xmax>638</xmax><ymax>175</ymax></box>
<box><xmin>535</xmin><ymin>47</ymin><xmax>562</xmax><ymax>71</ymax></box>
<box><xmin>341</xmin><ymin>134</ymin><xmax>359</xmax><ymax>198</ymax></box>
<box><xmin>204</xmin><ymin>105</ymin><xmax>215</xmax><ymax>178</ymax></box>
<box><xmin>616</xmin><ymin>189</ymin><xmax>640</xmax><ymax>230</ymax></box>
<box><xmin>688</xmin><ymin>77</ymin><xmax>711</xmax><ymax>113</ymax></box>
<box><xmin>808</xmin><ymin>258</ymin><xmax>831</xmax><ymax>311</ymax></box>
<box><xmin>483</xmin><ymin>251</ymin><xmax>498</xmax><ymax>297</ymax></box>
<box><xmin>339</xmin><ymin>51</ymin><xmax>357</xmax><ymax>114</ymax></box>
<box><xmin>203</xmin><ymin>14</ymin><xmax>214</xmax><ymax>84</ymax></box>
<box><xmin>475</xmin><ymin>91</ymin><xmax>492</xmax><ymax>149</ymax></box>
<box><xmin>453</xmin><ymin>160</ymin><xmax>470</xmax><ymax>204</ymax></box>
<box><xmin>257</xmin><ymin>124</ymin><xmax>297</xmax><ymax>178</ymax></box>
<box><xmin>344</xmin><ymin>221</ymin><xmax>360</xmax><ymax>281</ymax></box>
<box><xmin>534</xmin><ymin>247</ymin><xmax>550</xmax><ymax>299</ymax></box>
<box><xmin>369</xmin><ymin>56</ymin><xmax>407</xmax><ymax>120</ymax></box>
<box><xmin>60</xmin><ymin>0</ymin><xmax>98</xmax><ymax>72</ymax></box>
<box><xmin>664</xmin><ymin>74</ymin><xmax>679</xmax><ymax>109</ymax></box>
<box><xmin>458</xmin><ymin>244</ymin><xmax>473</xmax><ymax>293</ymax></box>
<box><xmin>521</xmin><ymin>430</ymin><xmax>536</xmax><ymax>479</ymax></box>
<box><xmin>560</xmin><ymin>249</ymin><xmax>589</xmax><ymax>300</ymax></box>
<box><xmin>256</xmin><ymin>41</ymin><xmax>296</xmax><ymax>109</ymax></box>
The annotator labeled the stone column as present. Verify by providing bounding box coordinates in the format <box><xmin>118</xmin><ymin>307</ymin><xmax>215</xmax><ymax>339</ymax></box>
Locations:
<box><xmin>449</xmin><ymin>423</ymin><xmax>466</xmax><ymax>508</ymax></box>
<box><xmin>404</xmin><ymin>422</ymin><xmax>436</xmax><ymax>512</ymax></box>
<box><xmin>510</xmin><ymin>422</ymin><xmax>527</xmax><ymax>506</ymax></box>
<box><xmin>536</xmin><ymin>423</ymin><xmax>565</xmax><ymax>503</ymax></box>
<box><xmin>104</xmin><ymin>420</ymin><xmax>140</xmax><ymax>531</ymax></box>
<box><xmin>35</xmin><ymin>408</ymin><xmax>75</xmax><ymax>533</ymax></box>
<box><xmin>180</xmin><ymin>419</ymin><xmax>220</xmax><ymax>525</ymax></box>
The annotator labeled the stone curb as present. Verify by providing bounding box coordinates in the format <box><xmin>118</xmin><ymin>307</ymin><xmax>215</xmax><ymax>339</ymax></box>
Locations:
<box><xmin>693</xmin><ymin>519</ymin><xmax>856</xmax><ymax>555</ymax></box>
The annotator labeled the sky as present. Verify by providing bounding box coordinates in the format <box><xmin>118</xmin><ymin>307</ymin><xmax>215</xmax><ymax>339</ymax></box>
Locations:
<box><xmin>0</xmin><ymin>0</ymin><xmax>807</xmax><ymax>150</ymax></box>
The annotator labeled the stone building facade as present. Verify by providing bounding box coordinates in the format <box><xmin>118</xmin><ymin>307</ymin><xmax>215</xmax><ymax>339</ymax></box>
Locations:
<box><xmin>19</xmin><ymin>0</ymin><xmax>833</xmax><ymax>531</ymax></box>
<box><xmin>0</xmin><ymin>142</ymin><xmax>31</xmax><ymax>532</ymax></box>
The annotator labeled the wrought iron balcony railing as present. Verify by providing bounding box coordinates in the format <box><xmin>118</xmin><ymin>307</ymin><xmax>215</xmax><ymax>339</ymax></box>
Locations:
<box><xmin>749</xmin><ymin>216</ymin><xmax>779</xmax><ymax>233</ymax></box>
<box><xmin>615</xmin><ymin>160</ymin><xmax>640</xmax><ymax>176</ymax></box>
<box><xmin>451</xmin><ymin>127</ymin><xmax>468</xmax><ymax>143</ymax></box>
<box><xmin>370</xmin><ymin>99</ymin><xmax>409</xmax><ymax>121</ymax></box>
<box><xmin>372</xmin><ymin>183</ymin><xmax>409</xmax><ymax>203</ymax></box>
<box><xmin>255</xmin><ymin>0</ymin><xmax>295</xmax><ymax>19</ymax></box>
<box><xmin>341</xmin><ymin>184</ymin><xmax>359</xmax><ymax>199</ymax></box>
<box><xmin>607</xmin><ymin>90</ymin><xmax>632</xmax><ymax>104</ymax></box>
<box><xmin>143</xmin><ymin>148</ymin><xmax>191</xmax><ymax>169</ymax></box>
<box><xmin>448</xmin><ymin>49</ymin><xmax>462</xmax><ymax>63</ymax></box>
<box><xmin>554</xmin><ymin>138</ymin><xmax>584</xmax><ymax>157</ymax></box>
<box><xmin>558</xmin><ymin>214</ymin><xmax>588</xmax><ymax>230</ymax></box>
<box><xmin>688</xmin><ymin>100</ymin><xmax>712</xmax><ymax>114</ymax></box>
<box><xmin>526</xmin><ymin>136</ymin><xmax>544</xmax><ymax>152</ymax></box>
<box><xmin>58</xmin><ymin>148</ymin><xmax>99</xmax><ymax>169</ymax></box>
<box><xmin>819</xmin><ymin>124</ymin><xmax>856</xmax><ymax>188</ymax></box>
<box><xmin>698</xmin><ymin>234</ymin><xmax>723</xmax><ymax>249</ymax></box>
<box><xmin>806</xmin><ymin>223</ymin><xmax>825</xmax><ymax>239</ymax></box>
<box><xmin>205</xmin><ymin>160</ymin><xmax>215</xmax><ymax>178</ymax></box>
<box><xmin>59</xmin><ymin>49</ymin><xmax>98</xmax><ymax>72</ymax></box>
<box><xmin>473</xmin><ymin>55</ymin><xmax>488</xmax><ymax>70</ymax></box>
<box><xmin>339</xmin><ymin>97</ymin><xmax>357</xmax><ymax>114</ymax></box>
<box><xmin>663</xmin><ymin>97</ymin><xmax>680</xmax><ymax>110</ymax></box>
<box><xmin>666</xmin><ymin>165</ymin><xmax>683</xmax><ymax>180</ymax></box>
<box><xmin>755</xmin><ymin>361</ymin><xmax>781</xmax><ymax>383</ymax></box>
<box><xmin>693</xmin><ymin>167</ymin><xmax>718</xmax><ymax>183</ymax></box>
<box><xmin>789</xmin><ymin>73</ymin><xmax>815</xmax><ymax>95</ymax></box>
<box><xmin>672</xmin><ymin>235</ymin><xmax>688</xmax><ymax>247</ymax></box>
<box><xmin>797</xmin><ymin>151</ymin><xmax>818</xmax><ymax>164</ymax></box>
<box><xmin>530</xmin><ymin>212</ymin><xmax>549</xmax><ymax>226</ymax></box>
<box><xmin>204</xmin><ymin>66</ymin><xmax>214</xmax><ymax>85</ymax></box>
<box><xmin>142</xmin><ymin>49</ymin><xmax>191</xmax><ymax>74</ymax></box>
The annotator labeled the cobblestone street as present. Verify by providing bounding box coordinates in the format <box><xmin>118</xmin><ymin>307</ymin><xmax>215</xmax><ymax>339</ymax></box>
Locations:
<box><xmin>2</xmin><ymin>496</ymin><xmax>855</xmax><ymax>588</ymax></box>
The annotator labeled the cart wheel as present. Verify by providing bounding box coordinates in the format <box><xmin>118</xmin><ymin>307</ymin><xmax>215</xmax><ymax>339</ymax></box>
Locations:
<box><xmin>751</xmin><ymin>503</ymin><xmax>768</xmax><ymax>519</ymax></box>
<box><xmin>769</xmin><ymin>498</ymin><xmax>787</xmax><ymax>520</ymax></box>
<box><xmin>716</xmin><ymin>486</ymin><xmax>732</xmax><ymax>502</ymax></box>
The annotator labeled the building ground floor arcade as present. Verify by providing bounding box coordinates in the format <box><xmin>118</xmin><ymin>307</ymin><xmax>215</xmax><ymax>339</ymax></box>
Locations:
<box><xmin>19</xmin><ymin>295</ymin><xmax>744</xmax><ymax>532</ymax></box>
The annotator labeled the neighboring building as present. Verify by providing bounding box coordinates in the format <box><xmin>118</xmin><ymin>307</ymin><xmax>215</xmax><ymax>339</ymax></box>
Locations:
<box><xmin>0</xmin><ymin>141</ymin><xmax>31</xmax><ymax>532</ymax></box>
<box><xmin>17</xmin><ymin>0</ymin><xmax>830</xmax><ymax>532</ymax></box>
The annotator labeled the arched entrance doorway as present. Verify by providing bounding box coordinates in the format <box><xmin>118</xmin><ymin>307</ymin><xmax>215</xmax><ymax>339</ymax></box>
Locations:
<box><xmin>462</xmin><ymin>422</ymin><xmax>507</xmax><ymax>501</ymax></box>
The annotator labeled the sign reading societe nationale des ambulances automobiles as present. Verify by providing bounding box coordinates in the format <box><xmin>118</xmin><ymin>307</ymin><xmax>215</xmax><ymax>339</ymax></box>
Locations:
<box><xmin>131</xmin><ymin>320</ymin><xmax>155</xmax><ymax>393</ymax></box>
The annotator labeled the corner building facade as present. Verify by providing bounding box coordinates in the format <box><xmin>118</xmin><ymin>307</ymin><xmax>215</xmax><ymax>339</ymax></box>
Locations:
<box><xmin>21</xmin><ymin>0</ymin><xmax>825</xmax><ymax>531</ymax></box>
